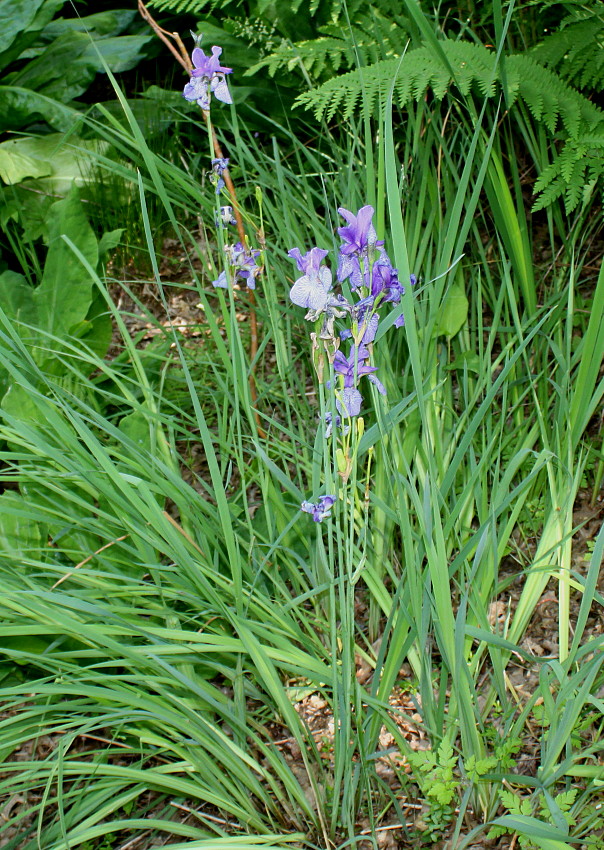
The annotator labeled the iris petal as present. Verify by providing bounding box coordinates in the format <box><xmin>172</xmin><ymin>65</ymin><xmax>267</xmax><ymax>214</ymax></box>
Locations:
<box><xmin>211</xmin><ymin>76</ymin><xmax>233</xmax><ymax>104</ymax></box>
<box><xmin>289</xmin><ymin>276</ymin><xmax>329</xmax><ymax>311</ymax></box>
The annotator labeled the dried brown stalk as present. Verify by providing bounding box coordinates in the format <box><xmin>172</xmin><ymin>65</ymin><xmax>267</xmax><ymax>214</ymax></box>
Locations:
<box><xmin>137</xmin><ymin>0</ymin><xmax>191</xmax><ymax>72</ymax></box>
<box><xmin>51</xmin><ymin>534</ymin><xmax>129</xmax><ymax>589</ymax></box>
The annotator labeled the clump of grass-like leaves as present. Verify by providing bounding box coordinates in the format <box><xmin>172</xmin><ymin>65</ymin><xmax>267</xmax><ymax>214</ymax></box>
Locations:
<box><xmin>1</xmin><ymin>11</ymin><xmax>604</xmax><ymax>849</ymax></box>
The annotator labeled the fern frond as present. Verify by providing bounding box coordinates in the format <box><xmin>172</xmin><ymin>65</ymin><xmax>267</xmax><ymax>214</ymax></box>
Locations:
<box><xmin>246</xmin><ymin>9</ymin><xmax>409</xmax><ymax>80</ymax></box>
<box><xmin>147</xmin><ymin>0</ymin><xmax>213</xmax><ymax>13</ymax></box>
<box><xmin>295</xmin><ymin>42</ymin><xmax>496</xmax><ymax>120</ymax></box>
<box><xmin>296</xmin><ymin>41</ymin><xmax>604</xmax><ymax>213</ymax></box>
<box><xmin>246</xmin><ymin>37</ymin><xmax>349</xmax><ymax>79</ymax></box>
<box><xmin>147</xmin><ymin>0</ymin><xmax>366</xmax><ymax>18</ymax></box>
<box><xmin>532</xmin><ymin>136</ymin><xmax>604</xmax><ymax>213</ymax></box>
<box><xmin>296</xmin><ymin>42</ymin><xmax>604</xmax><ymax>135</ymax></box>
<box><xmin>531</xmin><ymin>14</ymin><xmax>604</xmax><ymax>92</ymax></box>
<box><xmin>505</xmin><ymin>56</ymin><xmax>603</xmax><ymax>137</ymax></box>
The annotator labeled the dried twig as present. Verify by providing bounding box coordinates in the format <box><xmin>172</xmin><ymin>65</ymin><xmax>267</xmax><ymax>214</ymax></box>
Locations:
<box><xmin>51</xmin><ymin>534</ymin><xmax>129</xmax><ymax>589</ymax></box>
<box><xmin>137</xmin><ymin>0</ymin><xmax>191</xmax><ymax>72</ymax></box>
<box><xmin>118</xmin><ymin>829</ymin><xmax>153</xmax><ymax>850</ymax></box>
<box><xmin>169</xmin><ymin>801</ymin><xmax>239</xmax><ymax>829</ymax></box>
<box><xmin>162</xmin><ymin>510</ymin><xmax>205</xmax><ymax>554</ymax></box>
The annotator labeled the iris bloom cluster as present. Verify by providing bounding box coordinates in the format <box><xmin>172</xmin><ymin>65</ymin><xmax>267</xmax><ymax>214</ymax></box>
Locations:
<box><xmin>211</xmin><ymin>157</ymin><xmax>229</xmax><ymax>193</ymax></box>
<box><xmin>289</xmin><ymin>205</ymin><xmax>414</xmax><ymax>420</ymax></box>
<box><xmin>289</xmin><ymin>205</ymin><xmax>415</xmax><ymax>520</ymax></box>
<box><xmin>301</xmin><ymin>495</ymin><xmax>336</xmax><ymax>522</ymax></box>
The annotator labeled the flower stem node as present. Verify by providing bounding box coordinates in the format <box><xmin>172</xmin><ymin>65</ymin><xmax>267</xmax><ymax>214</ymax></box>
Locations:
<box><xmin>336</xmin><ymin>448</ymin><xmax>353</xmax><ymax>482</ymax></box>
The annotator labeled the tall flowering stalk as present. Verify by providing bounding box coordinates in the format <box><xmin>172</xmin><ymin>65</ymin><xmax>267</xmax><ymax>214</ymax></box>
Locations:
<box><xmin>289</xmin><ymin>205</ymin><xmax>415</xmax><ymax>833</ymax></box>
<box><xmin>138</xmin><ymin>1</ymin><xmax>264</xmax><ymax>438</ymax></box>
<box><xmin>289</xmin><ymin>203</ymin><xmax>415</xmax><ymax>581</ymax></box>
<box><xmin>289</xmin><ymin>205</ymin><xmax>414</xmax><ymax>495</ymax></box>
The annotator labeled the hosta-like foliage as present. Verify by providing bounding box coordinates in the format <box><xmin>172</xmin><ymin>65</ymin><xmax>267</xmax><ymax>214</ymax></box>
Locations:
<box><xmin>295</xmin><ymin>42</ymin><xmax>604</xmax><ymax>213</ymax></box>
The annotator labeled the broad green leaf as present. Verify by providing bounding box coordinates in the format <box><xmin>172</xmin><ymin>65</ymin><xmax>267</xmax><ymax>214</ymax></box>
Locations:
<box><xmin>101</xmin><ymin>88</ymin><xmax>182</xmax><ymax>136</ymax></box>
<box><xmin>0</xmin><ymin>271</ymin><xmax>38</xmax><ymax>325</ymax></box>
<box><xmin>0</xmin><ymin>0</ymin><xmax>47</xmax><ymax>53</ymax></box>
<box><xmin>434</xmin><ymin>283</ymin><xmax>469</xmax><ymax>338</ymax></box>
<box><xmin>0</xmin><ymin>492</ymin><xmax>46</xmax><ymax>559</ymax></box>
<box><xmin>43</xmin><ymin>10</ymin><xmax>137</xmax><ymax>40</ymax></box>
<box><xmin>0</xmin><ymin>134</ymin><xmax>109</xmax><ymax>197</ymax></box>
<box><xmin>33</xmin><ymin>185</ymin><xmax>98</xmax><ymax>336</ymax></box>
<box><xmin>0</xmin><ymin>86</ymin><xmax>76</xmax><ymax>131</ymax></box>
<box><xmin>79</xmin><ymin>290</ymin><xmax>113</xmax><ymax>360</ymax></box>
<box><xmin>98</xmin><ymin>229</ymin><xmax>124</xmax><ymax>264</ymax></box>
<box><xmin>10</xmin><ymin>31</ymin><xmax>152</xmax><ymax>106</ymax></box>
<box><xmin>81</xmin><ymin>35</ymin><xmax>153</xmax><ymax>74</ymax></box>
<box><xmin>0</xmin><ymin>145</ymin><xmax>52</xmax><ymax>184</ymax></box>
<box><xmin>1</xmin><ymin>383</ymin><xmax>43</xmax><ymax>425</ymax></box>
<box><xmin>23</xmin><ymin>480</ymin><xmax>104</xmax><ymax>566</ymax></box>
<box><xmin>0</xmin><ymin>271</ymin><xmax>34</xmax><ymax>399</ymax></box>
<box><xmin>119</xmin><ymin>409</ymin><xmax>153</xmax><ymax>454</ymax></box>
<box><xmin>0</xmin><ymin>188</ymin><xmax>53</xmax><ymax>241</ymax></box>
<box><xmin>67</xmin><ymin>319</ymin><xmax>95</xmax><ymax>341</ymax></box>
<box><xmin>446</xmin><ymin>350</ymin><xmax>481</xmax><ymax>373</ymax></box>
<box><xmin>1</xmin><ymin>636</ymin><xmax>53</xmax><ymax>658</ymax></box>
<box><xmin>10</xmin><ymin>31</ymin><xmax>94</xmax><ymax>103</ymax></box>
<box><xmin>142</xmin><ymin>85</ymin><xmax>190</xmax><ymax>107</ymax></box>
<box><xmin>0</xmin><ymin>0</ymin><xmax>63</xmax><ymax>73</ymax></box>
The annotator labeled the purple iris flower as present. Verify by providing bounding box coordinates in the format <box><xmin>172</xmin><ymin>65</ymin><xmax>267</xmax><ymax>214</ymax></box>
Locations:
<box><xmin>231</xmin><ymin>242</ymin><xmax>261</xmax><ymax>288</ymax></box>
<box><xmin>337</xmin><ymin>252</ymin><xmax>364</xmax><ymax>290</ymax></box>
<box><xmin>211</xmin><ymin>157</ymin><xmax>229</xmax><ymax>194</ymax></box>
<box><xmin>288</xmin><ymin>247</ymin><xmax>332</xmax><ymax>311</ymax></box>
<box><xmin>336</xmin><ymin>387</ymin><xmax>363</xmax><ymax>418</ymax></box>
<box><xmin>337</xmin><ymin>205</ymin><xmax>384</xmax><ymax>289</ymax></box>
<box><xmin>213</xmin><ymin>242</ymin><xmax>261</xmax><ymax>290</ymax></box>
<box><xmin>371</xmin><ymin>251</ymin><xmax>403</xmax><ymax>302</ymax></box>
<box><xmin>301</xmin><ymin>494</ymin><xmax>336</xmax><ymax>522</ymax></box>
<box><xmin>216</xmin><ymin>205</ymin><xmax>236</xmax><ymax>227</ymax></box>
<box><xmin>288</xmin><ymin>246</ymin><xmax>351</xmax><ymax>337</ymax></box>
<box><xmin>390</xmin><ymin>274</ymin><xmax>418</xmax><ymax>328</ymax></box>
<box><xmin>333</xmin><ymin>343</ymin><xmax>386</xmax><ymax>396</ymax></box>
<box><xmin>338</xmin><ymin>205</ymin><xmax>381</xmax><ymax>255</ymax></box>
<box><xmin>183</xmin><ymin>44</ymin><xmax>233</xmax><ymax>110</ymax></box>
